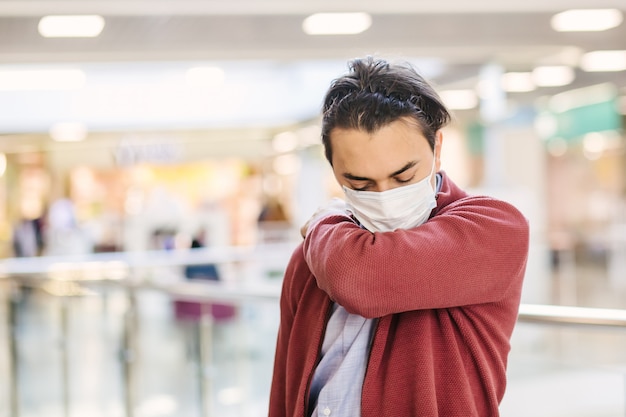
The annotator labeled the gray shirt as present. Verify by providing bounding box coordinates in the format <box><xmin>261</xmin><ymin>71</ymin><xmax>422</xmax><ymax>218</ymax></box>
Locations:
<box><xmin>308</xmin><ymin>303</ymin><xmax>375</xmax><ymax>417</ymax></box>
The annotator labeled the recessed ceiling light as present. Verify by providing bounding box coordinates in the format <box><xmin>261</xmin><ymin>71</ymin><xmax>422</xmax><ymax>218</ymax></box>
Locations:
<box><xmin>38</xmin><ymin>15</ymin><xmax>105</xmax><ymax>38</ymax></box>
<box><xmin>531</xmin><ymin>66</ymin><xmax>575</xmax><ymax>87</ymax></box>
<box><xmin>580</xmin><ymin>50</ymin><xmax>626</xmax><ymax>72</ymax></box>
<box><xmin>302</xmin><ymin>12</ymin><xmax>372</xmax><ymax>35</ymax></box>
<box><xmin>551</xmin><ymin>9</ymin><xmax>623</xmax><ymax>32</ymax></box>
<box><xmin>501</xmin><ymin>72</ymin><xmax>536</xmax><ymax>93</ymax></box>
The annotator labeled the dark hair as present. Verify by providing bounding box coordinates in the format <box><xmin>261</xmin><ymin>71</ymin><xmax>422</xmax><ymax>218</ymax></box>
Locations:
<box><xmin>321</xmin><ymin>56</ymin><xmax>451</xmax><ymax>165</ymax></box>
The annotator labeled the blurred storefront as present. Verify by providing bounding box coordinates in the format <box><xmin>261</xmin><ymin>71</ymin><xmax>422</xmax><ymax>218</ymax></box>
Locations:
<box><xmin>538</xmin><ymin>84</ymin><xmax>626</xmax><ymax>296</ymax></box>
<box><xmin>0</xmin><ymin>126</ymin><xmax>321</xmax><ymax>258</ymax></box>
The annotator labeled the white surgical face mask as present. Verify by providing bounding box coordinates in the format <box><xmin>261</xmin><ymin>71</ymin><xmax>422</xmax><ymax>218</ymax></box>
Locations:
<box><xmin>342</xmin><ymin>159</ymin><xmax>437</xmax><ymax>232</ymax></box>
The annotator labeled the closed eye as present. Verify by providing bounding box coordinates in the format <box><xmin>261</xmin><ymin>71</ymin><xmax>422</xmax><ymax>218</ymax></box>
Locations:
<box><xmin>350</xmin><ymin>182</ymin><xmax>373</xmax><ymax>191</ymax></box>
<box><xmin>395</xmin><ymin>176</ymin><xmax>414</xmax><ymax>184</ymax></box>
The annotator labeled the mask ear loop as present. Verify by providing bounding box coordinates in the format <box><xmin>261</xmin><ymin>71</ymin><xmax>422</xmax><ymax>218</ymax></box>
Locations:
<box><xmin>429</xmin><ymin>153</ymin><xmax>441</xmax><ymax>200</ymax></box>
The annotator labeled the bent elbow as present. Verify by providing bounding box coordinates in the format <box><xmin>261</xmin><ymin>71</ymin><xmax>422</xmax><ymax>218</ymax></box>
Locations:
<box><xmin>340</xmin><ymin>300</ymin><xmax>382</xmax><ymax>319</ymax></box>
<box><xmin>323</xmin><ymin>280</ymin><xmax>383</xmax><ymax>319</ymax></box>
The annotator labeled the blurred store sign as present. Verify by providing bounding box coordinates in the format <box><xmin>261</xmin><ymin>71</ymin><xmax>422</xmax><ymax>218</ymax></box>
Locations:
<box><xmin>114</xmin><ymin>137</ymin><xmax>182</xmax><ymax>166</ymax></box>
<box><xmin>545</xmin><ymin>99</ymin><xmax>620</xmax><ymax>141</ymax></box>
<box><xmin>536</xmin><ymin>83</ymin><xmax>622</xmax><ymax>143</ymax></box>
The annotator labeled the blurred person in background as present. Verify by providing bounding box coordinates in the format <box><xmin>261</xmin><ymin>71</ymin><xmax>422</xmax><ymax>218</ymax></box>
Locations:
<box><xmin>12</xmin><ymin>216</ymin><xmax>44</xmax><ymax>257</ymax></box>
<box><xmin>269</xmin><ymin>57</ymin><xmax>530</xmax><ymax>417</ymax></box>
<box><xmin>258</xmin><ymin>196</ymin><xmax>291</xmax><ymax>243</ymax></box>
<box><xmin>12</xmin><ymin>198</ymin><xmax>45</xmax><ymax>258</ymax></box>
<box><xmin>174</xmin><ymin>228</ymin><xmax>236</xmax><ymax>326</ymax></box>
<box><xmin>44</xmin><ymin>197</ymin><xmax>92</xmax><ymax>256</ymax></box>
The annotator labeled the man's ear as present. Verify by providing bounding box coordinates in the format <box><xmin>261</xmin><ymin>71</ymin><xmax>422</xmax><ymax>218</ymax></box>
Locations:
<box><xmin>434</xmin><ymin>130</ymin><xmax>443</xmax><ymax>171</ymax></box>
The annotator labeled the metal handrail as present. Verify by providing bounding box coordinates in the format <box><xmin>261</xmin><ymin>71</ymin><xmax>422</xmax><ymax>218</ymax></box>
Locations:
<box><xmin>126</xmin><ymin>281</ymin><xmax>626</xmax><ymax>329</ymax></box>
<box><xmin>0</xmin><ymin>242</ymin><xmax>297</xmax><ymax>274</ymax></box>
<box><xmin>108</xmin><ymin>281</ymin><xmax>626</xmax><ymax>329</ymax></box>
<box><xmin>2</xmin><ymin>246</ymin><xmax>626</xmax><ymax>329</ymax></box>
<box><xmin>517</xmin><ymin>303</ymin><xmax>626</xmax><ymax>329</ymax></box>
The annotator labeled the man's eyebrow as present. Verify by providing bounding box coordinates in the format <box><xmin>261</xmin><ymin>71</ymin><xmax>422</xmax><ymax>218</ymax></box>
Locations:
<box><xmin>389</xmin><ymin>161</ymin><xmax>417</xmax><ymax>177</ymax></box>
<box><xmin>343</xmin><ymin>172</ymin><xmax>371</xmax><ymax>182</ymax></box>
<box><xmin>342</xmin><ymin>161</ymin><xmax>418</xmax><ymax>182</ymax></box>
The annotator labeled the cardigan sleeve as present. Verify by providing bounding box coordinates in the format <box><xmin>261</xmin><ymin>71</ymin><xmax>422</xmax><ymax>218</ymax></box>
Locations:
<box><xmin>303</xmin><ymin>196</ymin><xmax>529</xmax><ymax>318</ymax></box>
<box><xmin>269</xmin><ymin>243</ymin><xmax>336</xmax><ymax>417</ymax></box>
<box><xmin>269</xmin><ymin>245</ymin><xmax>301</xmax><ymax>417</ymax></box>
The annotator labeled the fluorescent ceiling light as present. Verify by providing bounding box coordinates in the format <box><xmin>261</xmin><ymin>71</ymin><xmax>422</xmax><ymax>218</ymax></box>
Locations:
<box><xmin>302</xmin><ymin>12</ymin><xmax>372</xmax><ymax>35</ymax></box>
<box><xmin>185</xmin><ymin>66</ymin><xmax>225</xmax><ymax>87</ymax></box>
<box><xmin>0</xmin><ymin>68</ymin><xmax>86</xmax><ymax>90</ymax></box>
<box><xmin>531</xmin><ymin>66</ymin><xmax>575</xmax><ymax>87</ymax></box>
<box><xmin>501</xmin><ymin>72</ymin><xmax>536</xmax><ymax>93</ymax></box>
<box><xmin>38</xmin><ymin>15</ymin><xmax>105</xmax><ymax>38</ymax></box>
<box><xmin>551</xmin><ymin>9</ymin><xmax>623</xmax><ymax>32</ymax></box>
<box><xmin>49</xmin><ymin>122</ymin><xmax>88</xmax><ymax>142</ymax></box>
<box><xmin>439</xmin><ymin>89</ymin><xmax>478</xmax><ymax>110</ymax></box>
<box><xmin>580</xmin><ymin>50</ymin><xmax>626</xmax><ymax>72</ymax></box>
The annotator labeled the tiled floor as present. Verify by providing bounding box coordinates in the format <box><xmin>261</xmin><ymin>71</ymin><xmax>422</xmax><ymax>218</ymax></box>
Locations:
<box><xmin>2</xmin><ymin>254</ymin><xmax>626</xmax><ymax>417</ymax></box>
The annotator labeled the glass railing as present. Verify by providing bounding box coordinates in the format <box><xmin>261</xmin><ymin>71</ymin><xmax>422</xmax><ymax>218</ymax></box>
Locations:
<box><xmin>1</xmin><ymin>246</ymin><xmax>625</xmax><ymax>417</ymax></box>
<box><xmin>503</xmin><ymin>324</ymin><xmax>626</xmax><ymax>417</ymax></box>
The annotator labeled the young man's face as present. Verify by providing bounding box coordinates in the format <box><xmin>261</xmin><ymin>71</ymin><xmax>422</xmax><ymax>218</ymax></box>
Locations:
<box><xmin>330</xmin><ymin>117</ymin><xmax>442</xmax><ymax>193</ymax></box>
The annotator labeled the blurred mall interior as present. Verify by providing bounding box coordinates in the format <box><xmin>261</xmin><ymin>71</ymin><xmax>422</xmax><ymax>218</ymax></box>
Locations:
<box><xmin>1</xmin><ymin>1</ymin><xmax>626</xmax><ymax>416</ymax></box>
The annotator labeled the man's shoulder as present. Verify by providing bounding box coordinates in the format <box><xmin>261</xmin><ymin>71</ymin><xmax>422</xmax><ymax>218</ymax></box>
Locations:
<box><xmin>437</xmin><ymin>173</ymin><xmax>527</xmax><ymax>225</ymax></box>
<box><xmin>286</xmin><ymin>241</ymin><xmax>306</xmax><ymax>268</ymax></box>
<box><xmin>438</xmin><ymin>193</ymin><xmax>529</xmax><ymax>230</ymax></box>
<box><xmin>283</xmin><ymin>242</ymin><xmax>317</xmax><ymax>290</ymax></box>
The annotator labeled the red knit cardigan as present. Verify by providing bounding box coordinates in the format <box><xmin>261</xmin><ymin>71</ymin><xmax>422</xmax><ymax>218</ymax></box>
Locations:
<box><xmin>269</xmin><ymin>172</ymin><xmax>529</xmax><ymax>417</ymax></box>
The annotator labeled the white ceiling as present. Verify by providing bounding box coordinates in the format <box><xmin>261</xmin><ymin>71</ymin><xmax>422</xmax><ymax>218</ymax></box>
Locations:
<box><xmin>0</xmin><ymin>0</ymin><xmax>625</xmax><ymax>137</ymax></box>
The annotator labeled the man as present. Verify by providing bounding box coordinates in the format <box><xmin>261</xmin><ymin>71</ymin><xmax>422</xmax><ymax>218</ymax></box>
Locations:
<box><xmin>269</xmin><ymin>57</ymin><xmax>529</xmax><ymax>417</ymax></box>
